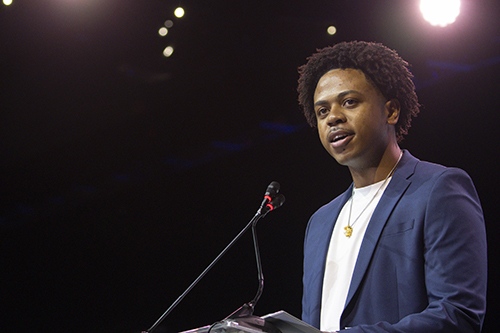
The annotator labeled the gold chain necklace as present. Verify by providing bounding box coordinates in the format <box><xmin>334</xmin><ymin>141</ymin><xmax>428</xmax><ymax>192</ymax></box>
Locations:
<box><xmin>344</xmin><ymin>152</ymin><xmax>403</xmax><ymax>238</ymax></box>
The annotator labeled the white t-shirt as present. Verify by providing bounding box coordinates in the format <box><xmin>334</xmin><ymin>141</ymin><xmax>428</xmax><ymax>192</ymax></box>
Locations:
<box><xmin>320</xmin><ymin>178</ymin><xmax>392</xmax><ymax>332</ymax></box>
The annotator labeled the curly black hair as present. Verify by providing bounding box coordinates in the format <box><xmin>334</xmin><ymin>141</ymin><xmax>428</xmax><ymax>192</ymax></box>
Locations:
<box><xmin>298</xmin><ymin>41</ymin><xmax>419</xmax><ymax>142</ymax></box>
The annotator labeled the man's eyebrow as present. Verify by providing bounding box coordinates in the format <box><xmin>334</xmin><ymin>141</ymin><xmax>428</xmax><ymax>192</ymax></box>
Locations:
<box><xmin>314</xmin><ymin>90</ymin><xmax>361</xmax><ymax>107</ymax></box>
<box><xmin>314</xmin><ymin>100</ymin><xmax>329</xmax><ymax>107</ymax></box>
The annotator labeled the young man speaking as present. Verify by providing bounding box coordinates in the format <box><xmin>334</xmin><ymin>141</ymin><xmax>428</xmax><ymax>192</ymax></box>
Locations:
<box><xmin>298</xmin><ymin>41</ymin><xmax>487</xmax><ymax>332</ymax></box>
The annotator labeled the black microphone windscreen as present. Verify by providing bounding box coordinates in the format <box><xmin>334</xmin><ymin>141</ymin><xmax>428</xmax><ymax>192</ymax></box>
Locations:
<box><xmin>269</xmin><ymin>194</ymin><xmax>285</xmax><ymax>211</ymax></box>
<box><xmin>265</xmin><ymin>181</ymin><xmax>280</xmax><ymax>197</ymax></box>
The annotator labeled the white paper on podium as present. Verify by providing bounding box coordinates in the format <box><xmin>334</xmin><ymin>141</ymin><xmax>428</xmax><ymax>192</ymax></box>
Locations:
<box><xmin>262</xmin><ymin>310</ymin><xmax>321</xmax><ymax>333</ymax></box>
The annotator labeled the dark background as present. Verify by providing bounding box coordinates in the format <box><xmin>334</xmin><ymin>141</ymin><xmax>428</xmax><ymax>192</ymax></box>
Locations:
<box><xmin>1</xmin><ymin>0</ymin><xmax>499</xmax><ymax>332</ymax></box>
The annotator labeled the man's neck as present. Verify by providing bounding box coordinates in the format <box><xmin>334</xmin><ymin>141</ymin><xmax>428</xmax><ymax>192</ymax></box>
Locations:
<box><xmin>349</xmin><ymin>145</ymin><xmax>402</xmax><ymax>188</ymax></box>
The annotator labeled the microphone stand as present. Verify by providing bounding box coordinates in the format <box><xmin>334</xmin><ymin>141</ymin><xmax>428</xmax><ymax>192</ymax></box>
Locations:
<box><xmin>142</xmin><ymin>199</ymin><xmax>279</xmax><ymax>333</ymax></box>
<box><xmin>222</xmin><ymin>215</ymin><xmax>264</xmax><ymax>320</ymax></box>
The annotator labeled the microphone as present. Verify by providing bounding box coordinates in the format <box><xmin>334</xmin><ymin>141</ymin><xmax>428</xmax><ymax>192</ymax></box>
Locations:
<box><xmin>258</xmin><ymin>181</ymin><xmax>280</xmax><ymax>210</ymax></box>
<box><xmin>226</xmin><ymin>189</ymin><xmax>286</xmax><ymax>321</ymax></box>
<box><xmin>142</xmin><ymin>181</ymin><xmax>285</xmax><ymax>333</ymax></box>
<box><xmin>260</xmin><ymin>194</ymin><xmax>286</xmax><ymax>215</ymax></box>
<box><xmin>265</xmin><ymin>181</ymin><xmax>280</xmax><ymax>198</ymax></box>
<box><xmin>258</xmin><ymin>181</ymin><xmax>283</xmax><ymax>216</ymax></box>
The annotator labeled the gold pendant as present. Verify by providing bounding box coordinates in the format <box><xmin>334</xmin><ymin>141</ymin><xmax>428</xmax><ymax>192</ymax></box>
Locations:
<box><xmin>344</xmin><ymin>225</ymin><xmax>353</xmax><ymax>238</ymax></box>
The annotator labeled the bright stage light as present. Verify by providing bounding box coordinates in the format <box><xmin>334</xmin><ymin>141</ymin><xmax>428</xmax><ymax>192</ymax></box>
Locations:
<box><xmin>174</xmin><ymin>7</ymin><xmax>185</xmax><ymax>18</ymax></box>
<box><xmin>3</xmin><ymin>0</ymin><xmax>13</xmax><ymax>5</ymax></box>
<box><xmin>420</xmin><ymin>0</ymin><xmax>461</xmax><ymax>27</ymax></box>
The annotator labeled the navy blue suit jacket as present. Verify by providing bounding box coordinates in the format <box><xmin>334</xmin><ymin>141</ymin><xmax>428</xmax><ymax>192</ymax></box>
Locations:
<box><xmin>302</xmin><ymin>151</ymin><xmax>487</xmax><ymax>332</ymax></box>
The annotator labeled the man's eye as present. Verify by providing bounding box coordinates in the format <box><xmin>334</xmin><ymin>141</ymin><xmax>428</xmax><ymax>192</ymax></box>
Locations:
<box><xmin>317</xmin><ymin>108</ymin><xmax>329</xmax><ymax>116</ymax></box>
<box><xmin>343</xmin><ymin>99</ymin><xmax>357</xmax><ymax>107</ymax></box>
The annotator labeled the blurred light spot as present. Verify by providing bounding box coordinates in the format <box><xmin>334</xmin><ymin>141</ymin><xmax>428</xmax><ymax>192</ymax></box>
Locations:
<box><xmin>327</xmin><ymin>26</ymin><xmax>337</xmax><ymax>35</ymax></box>
<box><xmin>165</xmin><ymin>20</ymin><xmax>174</xmax><ymax>28</ymax></box>
<box><xmin>159</xmin><ymin>27</ymin><xmax>168</xmax><ymax>36</ymax></box>
<box><xmin>174</xmin><ymin>7</ymin><xmax>185</xmax><ymax>18</ymax></box>
<box><xmin>163</xmin><ymin>46</ymin><xmax>174</xmax><ymax>57</ymax></box>
<box><xmin>420</xmin><ymin>0</ymin><xmax>460</xmax><ymax>27</ymax></box>
<box><xmin>3</xmin><ymin>0</ymin><xmax>13</xmax><ymax>5</ymax></box>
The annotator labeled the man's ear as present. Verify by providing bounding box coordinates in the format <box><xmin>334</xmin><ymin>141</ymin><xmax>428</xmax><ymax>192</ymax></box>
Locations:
<box><xmin>385</xmin><ymin>99</ymin><xmax>400</xmax><ymax>125</ymax></box>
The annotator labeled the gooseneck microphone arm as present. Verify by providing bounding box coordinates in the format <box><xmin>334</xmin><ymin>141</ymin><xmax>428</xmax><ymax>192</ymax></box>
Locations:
<box><xmin>224</xmin><ymin>193</ymin><xmax>286</xmax><ymax>320</ymax></box>
<box><xmin>249</xmin><ymin>221</ymin><xmax>264</xmax><ymax>309</ymax></box>
<box><xmin>142</xmin><ymin>182</ymin><xmax>285</xmax><ymax>333</ymax></box>
<box><xmin>248</xmin><ymin>193</ymin><xmax>286</xmax><ymax>311</ymax></box>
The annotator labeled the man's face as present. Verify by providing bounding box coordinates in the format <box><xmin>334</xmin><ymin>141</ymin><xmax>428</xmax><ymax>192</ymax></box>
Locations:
<box><xmin>313</xmin><ymin>68</ymin><xmax>397</xmax><ymax>168</ymax></box>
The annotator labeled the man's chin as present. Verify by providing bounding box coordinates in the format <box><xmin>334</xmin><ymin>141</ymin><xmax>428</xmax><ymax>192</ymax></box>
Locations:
<box><xmin>328</xmin><ymin>148</ymin><xmax>352</xmax><ymax>164</ymax></box>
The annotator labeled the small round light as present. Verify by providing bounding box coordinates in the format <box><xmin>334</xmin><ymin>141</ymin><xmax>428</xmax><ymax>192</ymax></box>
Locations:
<box><xmin>327</xmin><ymin>26</ymin><xmax>337</xmax><ymax>35</ymax></box>
<box><xmin>163</xmin><ymin>46</ymin><xmax>174</xmax><ymax>57</ymax></box>
<box><xmin>164</xmin><ymin>20</ymin><xmax>174</xmax><ymax>28</ymax></box>
<box><xmin>159</xmin><ymin>27</ymin><xmax>168</xmax><ymax>36</ymax></box>
<box><xmin>3</xmin><ymin>0</ymin><xmax>13</xmax><ymax>5</ymax></box>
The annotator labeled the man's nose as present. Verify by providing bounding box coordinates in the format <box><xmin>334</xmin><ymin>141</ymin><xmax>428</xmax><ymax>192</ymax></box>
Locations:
<box><xmin>327</xmin><ymin>107</ymin><xmax>346</xmax><ymax>126</ymax></box>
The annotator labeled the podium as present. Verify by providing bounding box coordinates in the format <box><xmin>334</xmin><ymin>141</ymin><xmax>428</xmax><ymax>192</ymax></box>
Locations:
<box><xmin>179</xmin><ymin>311</ymin><xmax>321</xmax><ymax>333</ymax></box>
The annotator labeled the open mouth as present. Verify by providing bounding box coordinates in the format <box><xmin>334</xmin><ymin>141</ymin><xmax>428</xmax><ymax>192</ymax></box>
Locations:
<box><xmin>332</xmin><ymin>134</ymin><xmax>349</xmax><ymax>142</ymax></box>
<box><xmin>328</xmin><ymin>130</ymin><xmax>353</xmax><ymax>148</ymax></box>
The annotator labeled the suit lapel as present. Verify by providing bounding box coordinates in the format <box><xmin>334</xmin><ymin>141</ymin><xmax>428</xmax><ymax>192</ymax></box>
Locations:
<box><xmin>343</xmin><ymin>151</ymin><xmax>417</xmax><ymax>310</ymax></box>
<box><xmin>316</xmin><ymin>189</ymin><xmax>352</xmax><ymax>291</ymax></box>
<box><xmin>309</xmin><ymin>187</ymin><xmax>352</xmax><ymax>327</ymax></box>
